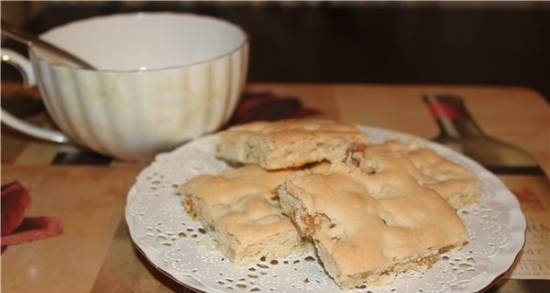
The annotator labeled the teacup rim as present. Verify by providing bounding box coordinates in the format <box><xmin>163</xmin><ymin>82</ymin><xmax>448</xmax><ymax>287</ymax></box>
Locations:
<box><xmin>28</xmin><ymin>12</ymin><xmax>250</xmax><ymax>73</ymax></box>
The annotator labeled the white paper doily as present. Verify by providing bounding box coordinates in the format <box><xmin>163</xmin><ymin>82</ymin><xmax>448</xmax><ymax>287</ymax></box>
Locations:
<box><xmin>125</xmin><ymin>125</ymin><xmax>526</xmax><ymax>293</ymax></box>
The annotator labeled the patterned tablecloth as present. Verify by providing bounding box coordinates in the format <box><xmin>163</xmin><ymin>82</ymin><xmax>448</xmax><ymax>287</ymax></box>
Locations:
<box><xmin>1</xmin><ymin>83</ymin><xmax>548</xmax><ymax>293</ymax></box>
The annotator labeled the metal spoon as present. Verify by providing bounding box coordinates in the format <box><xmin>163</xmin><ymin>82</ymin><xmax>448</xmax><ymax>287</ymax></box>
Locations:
<box><xmin>1</xmin><ymin>20</ymin><xmax>95</xmax><ymax>69</ymax></box>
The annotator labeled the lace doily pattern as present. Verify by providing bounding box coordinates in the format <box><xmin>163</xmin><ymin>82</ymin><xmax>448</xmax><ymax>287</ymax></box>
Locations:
<box><xmin>126</xmin><ymin>126</ymin><xmax>526</xmax><ymax>293</ymax></box>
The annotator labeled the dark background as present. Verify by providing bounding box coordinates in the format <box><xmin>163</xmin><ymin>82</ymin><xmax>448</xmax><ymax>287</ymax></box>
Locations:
<box><xmin>2</xmin><ymin>1</ymin><xmax>549</xmax><ymax>100</ymax></box>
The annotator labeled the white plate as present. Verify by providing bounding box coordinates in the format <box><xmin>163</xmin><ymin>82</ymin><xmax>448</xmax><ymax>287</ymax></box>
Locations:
<box><xmin>125</xmin><ymin>125</ymin><xmax>526</xmax><ymax>293</ymax></box>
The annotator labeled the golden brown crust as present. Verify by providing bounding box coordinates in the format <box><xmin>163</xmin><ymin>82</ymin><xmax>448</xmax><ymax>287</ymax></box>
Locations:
<box><xmin>184</xmin><ymin>125</ymin><xmax>478</xmax><ymax>286</ymax></box>
<box><xmin>278</xmin><ymin>160</ymin><xmax>468</xmax><ymax>289</ymax></box>
<box><xmin>216</xmin><ymin>119</ymin><xmax>366</xmax><ymax>170</ymax></box>
<box><xmin>349</xmin><ymin>140</ymin><xmax>481</xmax><ymax>209</ymax></box>
<box><xmin>181</xmin><ymin>165</ymin><xmax>307</xmax><ymax>265</ymax></box>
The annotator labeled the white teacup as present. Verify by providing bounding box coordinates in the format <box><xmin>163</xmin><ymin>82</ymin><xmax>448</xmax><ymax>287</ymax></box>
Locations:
<box><xmin>1</xmin><ymin>13</ymin><xmax>248</xmax><ymax>161</ymax></box>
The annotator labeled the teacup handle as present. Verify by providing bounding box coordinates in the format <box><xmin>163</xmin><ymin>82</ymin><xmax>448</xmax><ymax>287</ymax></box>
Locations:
<box><xmin>1</xmin><ymin>48</ymin><xmax>68</xmax><ymax>143</ymax></box>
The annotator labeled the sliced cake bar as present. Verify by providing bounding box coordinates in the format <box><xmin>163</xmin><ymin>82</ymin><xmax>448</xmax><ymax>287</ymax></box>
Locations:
<box><xmin>347</xmin><ymin>140</ymin><xmax>481</xmax><ymax>209</ymax></box>
<box><xmin>180</xmin><ymin>165</ymin><xmax>309</xmax><ymax>265</ymax></box>
<box><xmin>278</xmin><ymin>160</ymin><xmax>468</xmax><ymax>289</ymax></box>
<box><xmin>216</xmin><ymin>119</ymin><xmax>366</xmax><ymax>170</ymax></box>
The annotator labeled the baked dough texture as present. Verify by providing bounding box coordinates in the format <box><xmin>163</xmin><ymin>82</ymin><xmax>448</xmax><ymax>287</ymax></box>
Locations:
<box><xmin>181</xmin><ymin>120</ymin><xmax>477</xmax><ymax>286</ymax></box>
<box><xmin>278</xmin><ymin>160</ymin><xmax>468</xmax><ymax>289</ymax></box>
<box><xmin>216</xmin><ymin>119</ymin><xmax>366</xmax><ymax>170</ymax></box>
<box><xmin>347</xmin><ymin>141</ymin><xmax>481</xmax><ymax>209</ymax></box>
<box><xmin>180</xmin><ymin>165</ymin><xmax>309</xmax><ymax>265</ymax></box>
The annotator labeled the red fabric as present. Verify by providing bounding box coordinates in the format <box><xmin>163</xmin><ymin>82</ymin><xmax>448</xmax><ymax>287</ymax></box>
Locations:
<box><xmin>427</xmin><ymin>101</ymin><xmax>464</xmax><ymax>120</ymax></box>
<box><xmin>1</xmin><ymin>181</ymin><xmax>63</xmax><ymax>253</ymax></box>
<box><xmin>1</xmin><ymin>181</ymin><xmax>31</xmax><ymax>236</ymax></box>
<box><xmin>226</xmin><ymin>92</ymin><xmax>321</xmax><ymax>127</ymax></box>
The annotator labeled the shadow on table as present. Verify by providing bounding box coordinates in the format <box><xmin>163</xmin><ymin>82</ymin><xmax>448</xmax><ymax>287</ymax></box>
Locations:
<box><xmin>133</xmin><ymin>247</ymin><xmax>195</xmax><ymax>293</ymax></box>
<box><xmin>89</xmin><ymin>219</ymin><xmax>196</xmax><ymax>293</ymax></box>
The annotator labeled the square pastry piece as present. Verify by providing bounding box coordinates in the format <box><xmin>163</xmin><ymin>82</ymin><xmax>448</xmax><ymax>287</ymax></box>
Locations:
<box><xmin>216</xmin><ymin>119</ymin><xmax>366</xmax><ymax>170</ymax></box>
<box><xmin>279</xmin><ymin>161</ymin><xmax>468</xmax><ymax>289</ymax></box>
<box><xmin>348</xmin><ymin>141</ymin><xmax>481</xmax><ymax>209</ymax></box>
<box><xmin>180</xmin><ymin>165</ymin><xmax>308</xmax><ymax>265</ymax></box>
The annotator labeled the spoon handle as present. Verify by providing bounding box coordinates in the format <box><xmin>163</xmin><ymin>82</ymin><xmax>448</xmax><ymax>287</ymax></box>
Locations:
<box><xmin>1</xmin><ymin>20</ymin><xmax>95</xmax><ymax>69</ymax></box>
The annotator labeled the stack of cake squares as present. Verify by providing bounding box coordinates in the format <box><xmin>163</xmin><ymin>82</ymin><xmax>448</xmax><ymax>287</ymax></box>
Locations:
<box><xmin>180</xmin><ymin>119</ymin><xmax>480</xmax><ymax>289</ymax></box>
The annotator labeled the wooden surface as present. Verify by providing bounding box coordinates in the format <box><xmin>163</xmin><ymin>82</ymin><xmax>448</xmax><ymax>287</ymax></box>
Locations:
<box><xmin>1</xmin><ymin>166</ymin><xmax>141</xmax><ymax>293</ymax></box>
<box><xmin>1</xmin><ymin>83</ymin><xmax>549</xmax><ymax>293</ymax></box>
